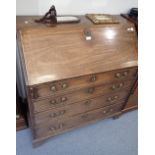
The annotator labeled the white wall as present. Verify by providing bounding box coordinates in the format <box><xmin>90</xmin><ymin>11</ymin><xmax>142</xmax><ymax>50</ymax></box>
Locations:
<box><xmin>16</xmin><ymin>0</ymin><xmax>138</xmax><ymax>15</ymax></box>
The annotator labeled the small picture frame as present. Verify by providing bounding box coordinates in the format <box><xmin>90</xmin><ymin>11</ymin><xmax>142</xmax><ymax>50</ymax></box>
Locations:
<box><xmin>86</xmin><ymin>14</ymin><xmax>119</xmax><ymax>24</ymax></box>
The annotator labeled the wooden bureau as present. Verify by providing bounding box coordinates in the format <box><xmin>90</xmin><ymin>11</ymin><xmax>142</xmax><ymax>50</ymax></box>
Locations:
<box><xmin>16</xmin><ymin>16</ymin><xmax>138</xmax><ymax>146</ymax></box>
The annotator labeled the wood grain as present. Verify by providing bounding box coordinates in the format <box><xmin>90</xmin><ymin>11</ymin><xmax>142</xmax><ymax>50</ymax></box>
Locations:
<box><xmin>31</xmin><ymin>80</ymin><xmax>134</xmax><ymax>114</ymax></box>
<box><xmin>29</xmin><ymin>67</ymin><xmax>137</xmax><ymax>100</ymax></box>
<box><xmin>33</xmin><ymin>91</ymin><xmax>129</xmax><ymax>125</ymax></box>
<box><xmin>18</xmin><ymin>16</ymin><xmax>137</xmax><ymax>86</ymax></box>
<box><xmin>34</xmin><ymin>103</ymin><xmax>124</xmax><ymax>138</ymax></box>
<box><xmin>16</xmin><ymin>15</ymin><xmax>138</xmax><ymax>147</ymax></box>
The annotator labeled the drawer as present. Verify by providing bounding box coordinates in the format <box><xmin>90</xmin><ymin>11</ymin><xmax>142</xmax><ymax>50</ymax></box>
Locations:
<box><xmin>34</xmin><ymin>91</ymin><xmax>128</xmax><ymax>125</ymax></box>
<box><xmin>29</xmin><ymin>67</ymin><xmax>137</xmax><ymax>100</ymax></box>
<box><xmin>34</xmin><ymin>103</ymin><xmax>124</xmax><ymax>138</ymax></box>
<box><xmin>33</xmin><ymin>80</ymin><xmax>133</xmax><ymax>113</ymax></box>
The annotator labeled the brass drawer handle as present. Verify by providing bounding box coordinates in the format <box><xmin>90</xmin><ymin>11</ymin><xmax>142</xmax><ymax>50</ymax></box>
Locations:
<box><xmin>111</xmin><ymin>83</ymin><xmax>124</xmax><ymax>90</ymax></box>
<box><xmin>103</xmin><ymin>110</ymin><xmax>107</xmax><ymax>114</ymax></box>
<box><xmin>112</xmin><ymin>85</ymin><xmax>116</xmax><ymax>90</ymax></box>
<box><xmin>119</xmin><ymin>83</ymin><xmax>123</xmax><ymax>87</ymax></box>
<box><xmin>49</xmin><ymin>123</ymin><xmax>64</xmax><ymax>131</ymax></box>
<box><xmin>61</xmin><ymin>83</ymin><xmax>68</xmax><ymax>89</ymax></box>
<box><xmin>49</xmin><ymin>99</ymin><xmax>57</xmax><ymax>105</ymax></box>
<box><xmin>90</xmin><ymin>75</ymin><xmax>96</xmax><ymax>82</ymax></box>
<box><xmin>50</xmin><ymin>85</ymin><xmax>57</xmax><ymax>92</ymax></box>
<box><xmin>61</xmin><ymin>97</ymin><xmax>67</xmax><ymax>102</ymax></box>
<box><xmin>107</xmin><ymin>95</ymin><xmax>118</xmax><ymax>102</ymax></box>
<box><xmin>49</xmin><ymin>110</ymin><xmax>66</xmax><ymax>118</ymax></box>
<box><xmin>115</xmin><ymin>73</ymin><xmax>121</xmax><ymax>78</ymax></box>
<box><xmin>127</xmin><ymin>27</ymin><xmax>134</xmax><ymax>32</ymax></box>
<box><xmin>87</xmin><ymin>87</ymin><xmax>95</xmax><ymax>94</ymax></box>
<box><xmin>115</xmin><ymin>71</ymin><xmax>128</xmax><ymax>78</ymax></box>
<box><xmin>114</xmin><ymin>95</ymin><xmax>118</xmax><ymax>99</ymax></box>
<box><xmin>50</xmin><ymin>97</ymin><xmax>67</xmax><ymax>106</ymax></box>
<box><xmin>107</xmin><ymin>97</ymin><xmax>112</xmax><ymax>101</ymax></box>
<box><xmin>123</xmin><ymin>71</ymin><xmax>128</xmax><ymax>77</ymax></box>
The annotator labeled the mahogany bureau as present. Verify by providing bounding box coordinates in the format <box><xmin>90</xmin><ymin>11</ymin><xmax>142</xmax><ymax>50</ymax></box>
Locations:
<box><xmin>16</xmin><ymin>16</ymin><xmax>138</xmax><ymax>147</ymax></box>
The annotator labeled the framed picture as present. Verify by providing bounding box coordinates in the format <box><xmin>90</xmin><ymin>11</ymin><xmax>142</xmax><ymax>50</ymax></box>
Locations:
<box><xmin>86</xmin><ymin>14</ymin><xmax>119</xmax><ymax>24</ymax></box>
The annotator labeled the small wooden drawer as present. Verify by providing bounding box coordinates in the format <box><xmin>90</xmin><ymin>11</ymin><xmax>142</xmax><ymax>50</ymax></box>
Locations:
<box><xmin>34</xmin><ymin>103</ymin><xmax>124</xmax><ymax>138</ymax></box>
<box><xmin>33</xmin><ymin>80</ymin><xmax>133</xmax><ymax>113</ymax></box>
<box><xmin>29</xmin><ymin>67</ymin><xmax>137</xmax><ymax>100</ymax></box>
<box><xmin>33</xmin><ymin>91</ymin><xmax>128</xmax><ymax>124</ymax></box>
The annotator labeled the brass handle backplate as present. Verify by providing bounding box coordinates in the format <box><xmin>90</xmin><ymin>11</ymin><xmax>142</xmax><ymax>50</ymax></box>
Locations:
<box><xmin>49</xmin><ymin>110</ymin><xmax>66</xmax><ymax>118</ymax></box>
<box><xmin>50</xmin><ymin>85</ymin><xmax>57</xmax><ymax>92</ymax></box>
<box><xmin>61</xmin><ymin>83</ymin><xmax>68</xmax><ymax>89</ymax></box>
<box><xmin>107</xmin><ymin>95</ymin><xmax>119</xmax><ymax>102</ymax></box>
<box><xmin>49</xmin><ymin>99</ymin><xmax>57</xmax><ymax>105</ymax></box>
<box><xmin>89</xmin><ymin>75</ymin><xmax>97</xmax><ymax>82</ymax></box>
<box><xmin>61</xmin><ymin>97</ymin><xmax>67</xmax><ymax>102</ymax></box>
<box><xmin>115</xmin><ymin>71</ymin><xmax>128</xmax><ymax>79</ymax></box>
<box><xmin>102</xmin><ymin>108</ymin><xmax>114</xmax><ymax>115</ymax></box>
<box><xmin>49</xmin><ymin>97</ymin><xmax>67</xmax><ymax>106</ymax></box>
<box><xmin>111</xmin><ymin>83</ymin><xmax>124</xmax><ymax>90</ymax></box>
<box><xmin>49</xmin><ymin>123</ymin><xmax>64</xmax><ymax>131</ymax></box>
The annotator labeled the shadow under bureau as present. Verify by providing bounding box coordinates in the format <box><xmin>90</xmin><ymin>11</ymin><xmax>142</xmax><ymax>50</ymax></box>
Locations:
<box><xmin>16</xmin><ymin>16</ymin><xmax>138</xmax><ymax>147</ymax></box>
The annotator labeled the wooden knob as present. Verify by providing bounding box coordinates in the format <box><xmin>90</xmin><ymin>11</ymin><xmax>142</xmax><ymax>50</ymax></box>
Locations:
<box><xmin>61</xmin><ymin>97</ymin><xmax>67</xmax><ymax>102</ymax></box>
<box><xmin>50</xmin><ymin>85</ymin><xmax>56</xmax><ymax>91</ymax></box>
<box><xmin>61</xmin><ymin>83</ymin><xmax>68</xmax><ymax>89</ymax></box>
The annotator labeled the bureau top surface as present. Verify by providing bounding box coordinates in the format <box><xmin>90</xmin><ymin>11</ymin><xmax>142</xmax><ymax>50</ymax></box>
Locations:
<box><xmin>17</xmin><ymin>16</ymin><xmax>138</xmax><ymax>86</ymax></box>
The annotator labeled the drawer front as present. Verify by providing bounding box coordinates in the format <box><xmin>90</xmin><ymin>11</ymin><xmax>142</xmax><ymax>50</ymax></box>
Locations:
<box><xmin>33</xmin><ymin>80</ymin><xmax>133</xmax><ymax>113</ymax></box>
<box><xmin>29</xmin><ymin>67</ymin><xmax>137</xmax><ymax>100</ymax></box>
<box><xmin>34</xmin><ymin>103</ymin><xmax>124</xmax><ymax>138</ymax></box>
<box><xmin>34</xmin><ymin>91</ymin><xmax>128</xmax><ymax>125</ymax></box>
